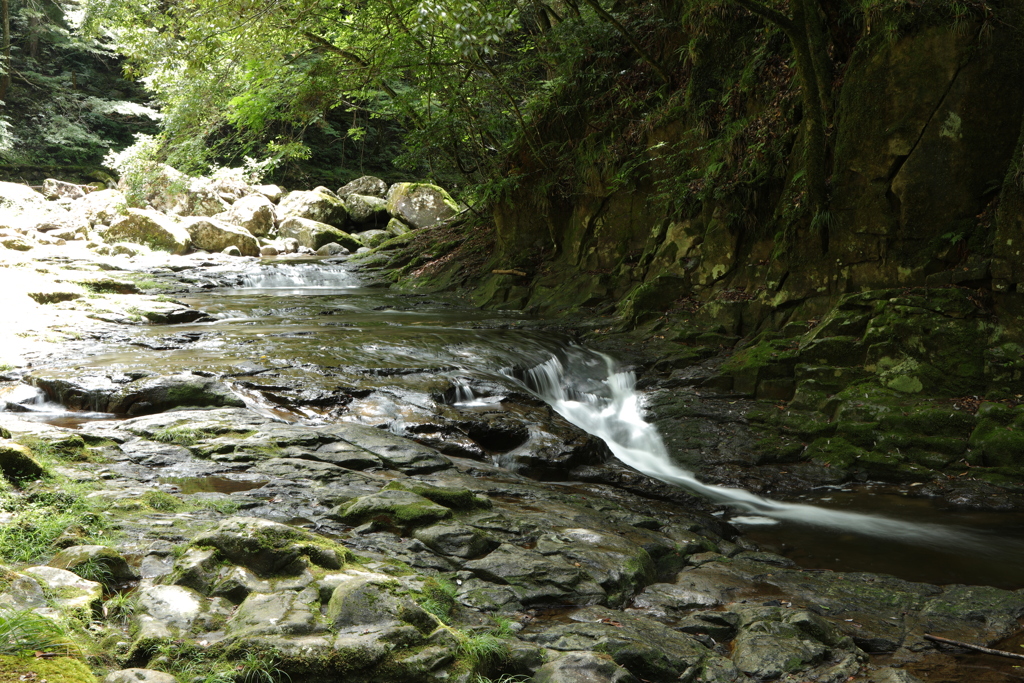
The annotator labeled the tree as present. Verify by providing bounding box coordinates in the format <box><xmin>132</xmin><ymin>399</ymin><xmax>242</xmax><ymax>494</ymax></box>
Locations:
<box><xmin>731</xmin><ymin>0</ymin><xmax>831</xmax><ymax>245</ymax></box>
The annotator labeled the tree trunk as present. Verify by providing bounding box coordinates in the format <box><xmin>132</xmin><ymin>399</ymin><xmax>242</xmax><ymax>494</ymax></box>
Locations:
<box><xmin>0</xmin><ymin>0</ymin><xmax>10</xmax><ymax>102</ymax></box>
<box><xmin>789</xmin><ymin>0</ymin><xmax>829</xmax><ymax>227</ymax></box>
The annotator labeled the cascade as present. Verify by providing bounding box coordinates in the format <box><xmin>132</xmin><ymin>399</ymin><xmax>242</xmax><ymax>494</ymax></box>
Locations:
<box><xmin>500</xmin><ymin>345</ymin><xmax>1010</xmax><ymax>553</ymax></box>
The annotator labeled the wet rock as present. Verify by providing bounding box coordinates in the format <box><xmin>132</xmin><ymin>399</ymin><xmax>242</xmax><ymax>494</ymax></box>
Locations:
<box><xmin>278</xmin><ymin>216</ymin><xmax>361</xmax><ymax>252</ymax></box>
<box><xmin>48</xmin><ymin>545</ymin><xmax>139</xmax><ymax>585</ymax></box>
<box><xmin>413</xmin><ymin>523</ymin><xmax>499</xmax><ymax>558</ymax></box>
<box><xmin>277</xmin><ymin>189</ymin><xmax>348</xmax><ymax>228</ymax></box>
<box><xmin>730</xmin><ymin>606</ymin><xmax>852</xmax><ymax>680</ymax></box>
<box><xmin>333</xmin><ymin>423</ymin><xmax>452</xmax><ymax>474</ymax></box>
<box><xmin>327</xmin><ymin>572</ymin><xmax>435</xmax><ymax>635</ymax></box>
<box><xmin>338</xmin><ymin>176</ymin><xmax>388</xmax><ymax>199</ymax></box>
<box><xmin>103</xmin><ymin>669</ymin><xmax>178</xmax><ymax>683</ymax></box>
<box><xmin>181</xmin><ymin>216</ymin><xmax>260</xmax><ymax>256</ymax></box>
<box><xmin>225</xmin><ymin>589</ymin><xmax>327</xmax><ymax>639</ymax></box>
<box><xmin>135</xmin><ymin>584</ymin><xmax>204</xmax><ymax>637</ymax></box>
<box><xmin>521</xmin><ymin>606</ymin><xmax>711</xmax><ymax>681</ymax></box>
<box><xmin>536</xmin><ymin>527</ymin><xmax>654</xmax><ymax>607</ymax></box>
<box><xmin>385</xmin><ymin>182</ymin><xmax>458</xmax><ymax>230</ymax></box>
<box><xmin>333</xmin><ymin>489</ymin><xmax>452</xmax><ymax>529</ymax></box>
<box><xmin>909</xmin><ymin>584</ymin><xmax>1024</xmax><ymax>648</ymax></box>
<box><xmin>0</xmin><ymin>440</ymin><xmax>45</xmax><ymax>482</ymax></box>
<box><xmin>316</xmin><ymin>242</ymin><xmax>349</xmax><ymax>256</ymax></box>
<box><xmin>102</xmin><ymin>209</ymin><xmax>192</xmax><ymax>255</ymax></box>
<box><xmin>532</xmin><ymin>651</ymin><xmax>639</xmax><ymax>683</ymax></box>
<box><xmin>192</xmin><ymin>516</ymin><xmax>349</xmax><ymax>577</ymax></box>
<box><xmin>464</xmin><ymin>543</ymin><xmax>603</xmax><ymax>605</ymax></box>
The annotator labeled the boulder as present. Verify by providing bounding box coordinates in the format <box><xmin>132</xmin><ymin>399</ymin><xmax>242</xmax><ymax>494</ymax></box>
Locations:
<box><xmin>214</xmin><ymin>193</ymin><xmax>276</xmax><ymax>237</ymax></box>
<box><xmin>136</xmin><ymin>164</ymin><xmax>229</xmax><ymax>217</ymax></box>
<box><xmin>345</xmin><ymin>194</ymin><xmax>389</xmax><ymax>226</ymax></box>
<box><xmin>277</xmin><ymin>189</ymin><xmax>348</xmax><ymax>228</ymax></box>
<box><xmin>333</xmin><ymin>489</ymin><xmax>453</xmax><ymax>529</ymax></box>
<box><xmin>358</xmin><ymin>229</ymin><xmax>391</xmax><ymax>248</ymax></box>
<box><xmin>181</xmin><ymin>216</ymin><xmax>260</xmax><ymax>256</ymax></box>
<box><xmin>102</xmin><ymin>209</ymin><xmax>192</xmax><ymax>254</ymax></box>
<box><xmin>532</xmin><ymin>652</ymin><xmax>639</xmax><ymax>683</ymax></box>
<box><xmin>49</xmin><ymin>545</ymin><xmax>139</xmax><ymax>585</ymax></box>
<box><xmin>338</xmin><ymin>176</ymin><xmax>388</xmax><ymax>199</ymax></box>
<box><xmin>225</xmin><ymin>590</ymin><xmax>327</xmax><ymax>639</ymax></box>
<box><xmin>260</xmin><ymin>245</ymin><xmax>279</xmax><ymax>256</ymax></box>
<box><xmin>104</xmin><ymin>670</ymin><xmax>178</xmax><ymax>683</ymax></box>
<box><xmin>251</xmin><ymin>184</ymin><xmax>284</xmax><ymax>203</ymax></box>
<box><xmin>386</xmin><ymin>217</ymin><xmax>412</xmax><ymax>236</ymax></box>
<box><xmin>316</xmin><ymin>242</ymin><xmax>349</xmax><ymax>256</ymax></box>
<box><xmin>0</xmin><ymin>440</ymin><xmax>45</xmax><ymax>482</ymax></box>
<box><xmin>0</xmin><ymin>182</ymin><xmax>50</xmax><ymax>218</ymax></box>
<box><xmin>42</xmin><ymin>179</ymin><xmax>92</xmax><ymax>200</ymax></box>
<box><xmin>23</xmin><ymin>566</ymin><xmax>102</xmax><ymax>616</ymax></box>
<box><xmin>74</xmin><ymin>189</ymin><xmax>127</xmax><ymax>226</ymax></box>
<box><xmin>327</xmin><ymin>572</ymin><xmax>435</xmax><ymax>634</ymax></box>
<box><xmin>385</xmin><ymin>182</ymin><xmax>458</xmax><ymax>229</ymax></box>
<box><xmin>278</xmin><ymin>217</ymin><xmax>361</xmax><ymax>252</ymax></box>
<box><xmin>192</xmin><ymin>516</ymin><xmax>348</xmax><ymax>577</ymax></box>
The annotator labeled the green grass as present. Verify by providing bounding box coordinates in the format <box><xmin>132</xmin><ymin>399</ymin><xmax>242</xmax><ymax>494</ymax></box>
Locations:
<box><xmin>419</xmin><ymin>577</ymin><xmax>459</xmax><ymax>624</ymax></box>
<box><xmin>0</xmin><ymin>484</ymin><xmax>112</xmax><ymax>564</ymax></box>
<box><xmin>151</xmin><ymin>426</ymin><xmax>210</xmax><ymax>447</ymax></box>
<box><xmin>0</xmin><ymin>610</ymin><xmax>81</xmax><ymax>657</ymax></box>
<box><xmin>102</xmin><ymin>592</ymin><xmax>136</xmax><ymax>626</ymax></box>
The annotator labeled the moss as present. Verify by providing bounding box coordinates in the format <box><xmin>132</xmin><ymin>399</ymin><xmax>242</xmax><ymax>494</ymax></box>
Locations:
<box><xmin>0</xmin><ymin>656</ymin><xmax>96</xmax><ymax>682</ymax></box>
<box><xmin>721</xmin><ymin>338</ymin><xmax>799</xmax><ymax>374</ymax></box>
<box><xmin>805</xmin><ymin>437</ymin><xmax>867</xmax><ymax>469</ymax></box>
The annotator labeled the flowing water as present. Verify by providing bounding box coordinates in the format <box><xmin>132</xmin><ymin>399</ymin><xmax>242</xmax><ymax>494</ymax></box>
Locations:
<box><xmin>44</xmin><ymin>259</ymin><xmax>1024</xmax><ymax>587</ymax></box>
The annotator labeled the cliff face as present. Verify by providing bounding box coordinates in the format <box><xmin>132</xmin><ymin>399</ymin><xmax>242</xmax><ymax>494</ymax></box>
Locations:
<box><xmin>477</xmin><ymin>12</ymin><xmax>1024</xmax><ymax>338</ymax></box>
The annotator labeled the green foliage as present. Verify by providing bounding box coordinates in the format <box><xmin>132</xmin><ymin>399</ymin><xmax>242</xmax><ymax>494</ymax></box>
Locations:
<box><xmin>0</xmin><ymin>610</ymin><xmax>80</xmax><ymax>657</ymax></box>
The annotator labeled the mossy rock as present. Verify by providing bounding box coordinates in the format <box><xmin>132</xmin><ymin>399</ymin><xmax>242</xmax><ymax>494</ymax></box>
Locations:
<box><xmin>969</xmin><ymin>411</ymin><xmax>1024</xmax><ymax>468</ymax></box>
<box><xmin>192</xmin><ymin>516</ymin><xmax>352</xmax><ymax>577</ymax></box>
<box><xmin>382</xmin><ymin>481</ymin><xmax>491</xmax><ymax>511</ymax></box>
<box><xmin>333</xmin><ymin>489</ymin><xmax>453</xmax><ymax>530</ymax></box>
<box><xmin>805</xmin><ymin>437</ymin><xmax>867</xmax><ymax>470</ymax></box>
<box><xmin>0</xmin><ymin>440</ymin><xmax>45</xmax><ymax>483</ymax></box>
<box><xmin>0</xmin><ymin>655</ymin><xmax>96</xmax><ymax>682</ymax></box>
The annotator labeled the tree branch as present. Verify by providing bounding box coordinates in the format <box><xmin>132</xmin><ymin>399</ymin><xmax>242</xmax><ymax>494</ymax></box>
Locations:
<box><xmin>924</xmin><ymin>634</ymin><xmax>1024</xmax><ymax>661</ymax></box>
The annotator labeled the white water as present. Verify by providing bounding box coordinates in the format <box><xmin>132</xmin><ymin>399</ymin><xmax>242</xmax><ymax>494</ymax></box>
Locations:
<box><xmin>506</xmin><ymin>347</ymin><xmax>999</xmax><ymax>552</ymax></box>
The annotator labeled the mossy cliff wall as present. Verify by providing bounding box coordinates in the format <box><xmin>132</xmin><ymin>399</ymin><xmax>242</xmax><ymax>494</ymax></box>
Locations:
<box><xmin>479</xmin><ymin>13</ymin><xmax>1024</xmax><ymax>327</ymax></box>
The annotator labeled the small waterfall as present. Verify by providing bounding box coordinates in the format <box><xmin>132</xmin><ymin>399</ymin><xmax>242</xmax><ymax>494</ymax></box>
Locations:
<box><xmin>508</xmin><ymin>347</ymin><xmax>1001</xmax><ymax>552</ymax></box>
<box><xmin>238</xmin><ymin>264</ymin><xmax>358</xmax><ymax>289</ymax></box>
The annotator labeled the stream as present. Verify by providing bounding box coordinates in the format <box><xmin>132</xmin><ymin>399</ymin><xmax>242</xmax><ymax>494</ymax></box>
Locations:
<box><xmin>38</xmin><ymin>257</ymin><xmax>1024</xmax><ymax>591</ymax></box>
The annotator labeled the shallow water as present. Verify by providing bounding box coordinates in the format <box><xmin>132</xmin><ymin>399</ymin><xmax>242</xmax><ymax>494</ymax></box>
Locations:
<box><xmin>34</xmin><ymin>258</ymin><xmax>1024</xmax><ymax>589</ymax></box>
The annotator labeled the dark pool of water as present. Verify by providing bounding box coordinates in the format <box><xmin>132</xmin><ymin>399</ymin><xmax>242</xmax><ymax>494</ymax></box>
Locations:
<box><xmin>734</xmin><ymin>485</ymin><xmax>1024</xmax><ymax>589</ymax></box>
